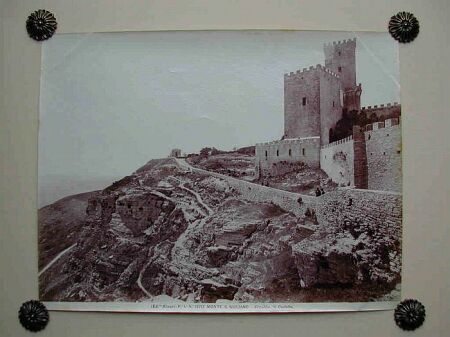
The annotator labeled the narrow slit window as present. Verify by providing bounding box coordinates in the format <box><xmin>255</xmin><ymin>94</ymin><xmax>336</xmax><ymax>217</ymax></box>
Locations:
<box><xmin>302</xmin><ymin>97</ymin><xmax>307</xmax><ymax>106</ymax></box>
<box><xmin>302</xmin><ymin>148</ymin><xmax>305</xmax><ymax>156</ymax></box>
<box><xmin>338</xmin><ymin>66</ymin><xmax>342</xmax><ymax>73</ymax></box>
<box><xmin>265</xmin><ymin>150</ymin><xmax>268</xmax><ymax>158</ymax></box>
<box><xmin>277</xmin><ymin>150</ymin><xmax>279</xmax><ymax>156</ymax></box>
<box><xmin>289</xmin><ymin>149</ymin><xmax>292</xmax><ymax>156</ymax></box>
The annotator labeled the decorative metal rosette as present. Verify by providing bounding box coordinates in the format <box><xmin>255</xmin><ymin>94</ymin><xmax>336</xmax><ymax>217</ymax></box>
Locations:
<box><xmin>388</xmin><ymin>11</ymin><xmax>419</xmax><ymax>43</ymax></box>
<box><xmin>26</xmin><ymin>9</ymin><xmax>57</xmax><ymax>41</ymax></box>
<box><xmin>394</xmin><ymin>299</ymin><xmax>426</xmax><ymax>331</ymax></box>
<box><xmin>18</xmin><ymin>300</ymin><xmax>49</xmax><ymax>332</ymax></box>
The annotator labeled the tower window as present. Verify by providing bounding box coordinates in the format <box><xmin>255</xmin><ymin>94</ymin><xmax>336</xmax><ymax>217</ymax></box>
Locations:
<box><xmin>302</xmin><ymin>148</ymin><xmax>305</xmax><ymax>156</ymax></box>
<box><xmin>277</xmin><ymin>150</ymin><xmax>279</xmax><ymax>156</ymax></box>
<box><xmin>289</xmin><ymin>149</ymin><xmax>292</xmax><ymax>156</ymax></box>
<box><xmin>265</xmin><ymin>150</ymin><xmax>268</xmax><ymax>158</ymax></box>
<box><xmin>338</xmin><ymin>51</ymin><xmax>341</xmax><ymax>56</ymax></box>
<box><xmin>338</xmin><ymin>66</ymin><xmax>342</xmax><ymax>73</ymax></box>
<box><xmin>333</xmin><ymin>101</ymin><xmax>335</xmax><ymax>107</ymax></box>
<box><xmin>302</xmin><ymin>97</ymin><xmax>307</xmax><ymax>106</ymax></box>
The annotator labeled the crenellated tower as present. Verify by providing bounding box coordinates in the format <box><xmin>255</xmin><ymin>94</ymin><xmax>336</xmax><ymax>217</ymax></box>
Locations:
<box><xmin>324</xmin><ymin>38</ymin><xmax>362</xmax><ymax>112</ymax></box>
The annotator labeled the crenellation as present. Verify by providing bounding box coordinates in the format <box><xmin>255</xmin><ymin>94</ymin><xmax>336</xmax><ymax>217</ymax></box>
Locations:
<box><xmin>259</xmin><ymin>37</ymin><xmax>401</xmax><ymax>193</ymax></box>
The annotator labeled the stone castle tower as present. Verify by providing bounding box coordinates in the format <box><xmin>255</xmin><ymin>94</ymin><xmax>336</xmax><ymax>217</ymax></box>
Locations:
<box><xmin>284</xmin><ymin>38</ymin><xmax>362</xmax><ymax>145</ymax></box>
<box><xmin>324</xmin><ymin>38</ymin><xmax>362</xmax><ymax>113</ymax></box>
<box><xmin>256</xmin><ymin>37</ymin><xmax>401</xmax><ymax>191</ymax></box>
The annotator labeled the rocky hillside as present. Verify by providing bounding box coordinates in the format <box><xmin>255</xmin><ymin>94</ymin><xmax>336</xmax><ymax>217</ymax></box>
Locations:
<box><xmin>39</xmin><ymin>158</ymin><xmax>401</xmax><ymax>303</ymax></box>
<box><xmin>38</xmin><ymin>191</ymin><xmax>99</xmax><ymax>270</ymax></box>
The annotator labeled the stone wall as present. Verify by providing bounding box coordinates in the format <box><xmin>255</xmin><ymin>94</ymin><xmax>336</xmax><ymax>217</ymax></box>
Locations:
<box><xmin>293</xmin><ymin>187</ymin><xmax>402</xmax><ymax>287</ymax></box>
<box><xmin>255</xmin><ymin>137</ymin><xmax>320</xmax><ymax>178</ymax></box>
<box><xmin>365</xmin><ymin>121</ymin><xmax>402</xmax><ymax>192</ymax></box>
<box><xmin>361</xmin><ymin>103</ymin><xmax>401</xmax><ymax>120</ymax></box>
<box><xmin>353</xmin><ymin>126</ymin><xmax>369</xmax><ymax>189</ymax></box>
<box><xmin>181</xmin><ymin>160</ymin><xmax>316</xmax><ymax>216</ymax></box>
<box><xmin>316</xmin><ymin>187</ymin><xmax>402</xmax><ymax>228</ymax></box>
<box><xmin>320</xmin><ymin>136</ymin><xmax>354</xmax><ymax>187</ymax></box>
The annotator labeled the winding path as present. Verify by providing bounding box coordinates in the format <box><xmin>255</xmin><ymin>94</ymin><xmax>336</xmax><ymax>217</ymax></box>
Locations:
<box><xmin>38</xmin><ymin>243</ymin><xmax>77</xmax><ymax>277</ymax></box>
<box><xmin>170</xmin><ymin>176</ymin><xmax>213</xmax><ymax>216</ymax></box>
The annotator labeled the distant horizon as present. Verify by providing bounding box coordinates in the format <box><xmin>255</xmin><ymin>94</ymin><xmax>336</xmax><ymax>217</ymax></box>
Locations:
<box><xmin>39</xmin><ymin>30</ymin><xmax>399</xmax><ymax>205</ymax></box>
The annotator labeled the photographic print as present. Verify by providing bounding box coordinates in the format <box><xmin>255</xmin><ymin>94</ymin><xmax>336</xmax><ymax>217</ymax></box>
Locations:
<box><xmin>38</xmin><ymin>31</ymin><xmax>401</xmax><ymax>312</ymax></box>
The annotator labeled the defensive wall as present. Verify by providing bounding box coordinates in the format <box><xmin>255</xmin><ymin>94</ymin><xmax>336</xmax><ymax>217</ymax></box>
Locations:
<box><xmin>365</xmin><ymin>119</ymin><xmax>402</xmax><ymax>192</ymax></box>
<box><xmin>315</xmin><ymin>187</ymin><xmax>402</xmax><ymax>234</ymax></box>
<box><xmin>176</xmin><ymin>158</ymin><xmax>316</xmax><ymax>216</ymax></box>
<box><xmin>319</xmin><ymin>118</ymin><xmax>401</xmax><ymax>192</ymax></box>
<box><xmin>360</xmin><ymin>102</ymin><xmax>401</xmax><ymax>119</ymax></box>
<box><xmin>255</xmin><ymin>137</ymin><xmax>320</xmax><ymax>178</ymax></box>
<box><xmin>320</xmin><ymin>135</ymin><xmax>354</xmax><ymax>187</ymax></box>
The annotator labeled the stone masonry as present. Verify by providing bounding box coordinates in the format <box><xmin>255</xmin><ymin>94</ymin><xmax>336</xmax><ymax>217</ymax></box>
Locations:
<box><xmin>255</xmin><ymin>37</ymin><xmax>402</xmax><ymax>193</ymax></box>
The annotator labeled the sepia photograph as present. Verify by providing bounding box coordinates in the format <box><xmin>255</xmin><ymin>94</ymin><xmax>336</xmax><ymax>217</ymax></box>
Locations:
<box><xmin>38</xmin><ymin>30</ymin><xmax>401</xmax><ymax>312</ymax></box>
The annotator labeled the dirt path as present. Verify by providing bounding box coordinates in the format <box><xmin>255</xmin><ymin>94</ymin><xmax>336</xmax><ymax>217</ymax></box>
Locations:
<box><xmin>38</xmin><ymin>243</ymin><xmax>76</xmax><ymax>277</ymax></box>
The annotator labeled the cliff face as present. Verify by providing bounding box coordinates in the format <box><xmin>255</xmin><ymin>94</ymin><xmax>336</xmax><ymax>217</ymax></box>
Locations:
<box><xmin>39</xmin><ymin>158</ymin><xmax>401</xmax><ymax>303</ymax></box>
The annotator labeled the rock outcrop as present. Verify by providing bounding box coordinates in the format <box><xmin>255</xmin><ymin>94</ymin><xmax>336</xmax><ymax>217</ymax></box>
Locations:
<box><xmin>39</xmin><ymin>158</ymin><xmax>401</xmax><ymax>303</ymax></box>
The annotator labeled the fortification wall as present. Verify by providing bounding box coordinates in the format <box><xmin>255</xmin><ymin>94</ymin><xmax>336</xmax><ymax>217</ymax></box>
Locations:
<box><xmin>320</xmin><ymin>136</ymin><xmax>354</xmax><ymax>187</ymax></box>
<box><xmin>361</xmin><ymin>103</ymin><xmax>401</xmax><ymax>120</ymax></box>
<box><xmin>255</xmin><ymin>137</ymin><xmax>320</xmax><ymax>178</ymax></box>
<box><xmin>284</xmin><ymin>66</ymin><xmax>321</xmax><ymax>138</ymax></box>
<box><xmin>315</xmin><ymin>187</ymin><xmax>401</xmax><ymax>231</ymax></box>
<box><xmin>365</xmin><ymin>119</ymin><xmax>402</xmax><ymax>192</ymax></box>
<box><xmin>180</xmin><ymin>159</ymin><xmax>316</xmax><ymax>216</ymax></box>
<box><xmin>319</xmin><ymin>69</ymin><xmax>343</xmax><ymax>145</ymax></box>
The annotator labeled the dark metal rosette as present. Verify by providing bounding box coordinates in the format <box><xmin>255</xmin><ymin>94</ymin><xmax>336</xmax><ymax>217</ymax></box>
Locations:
<box><xmin>26</xmin><ymin>9</ymin><xmax>57</xmax><ymax>41</ymax></box>
<box><xmin>388</xmin><ymin>11</ymin><xmax>419</xmax><ymax>43</ymax></box>
<box><xmin>394</xmin><ymin>299</ymin><xmax>426</xmax><ymax>331</ymax></box>
<box><xmin>18</xmin><ymin>300</ymin><xmax>49</xmax><ymax>332</ymax></box>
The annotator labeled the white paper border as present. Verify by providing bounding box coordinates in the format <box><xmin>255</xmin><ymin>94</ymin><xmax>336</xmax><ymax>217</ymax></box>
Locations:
<box><xmin>44</xmin><ymin>301</ymin><xmax>397</xmax><ymax>313</ymax></box>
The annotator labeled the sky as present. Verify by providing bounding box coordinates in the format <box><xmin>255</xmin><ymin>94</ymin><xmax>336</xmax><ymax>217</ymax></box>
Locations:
<box><xmin>39</xmin><ymin>30</ymin><xmax>399</xmax><ymax>205</ymax></box>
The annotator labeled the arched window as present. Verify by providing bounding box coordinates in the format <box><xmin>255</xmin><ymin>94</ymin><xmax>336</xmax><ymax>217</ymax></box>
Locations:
<box><xmin>289</xmin><ymin>149</ymin><xmax>292</xmax><ymax>156</ymax></box>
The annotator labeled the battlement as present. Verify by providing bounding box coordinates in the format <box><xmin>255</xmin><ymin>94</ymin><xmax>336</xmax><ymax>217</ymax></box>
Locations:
<box><xmin>324</xmin><ymin>38</ymin><xmax>356</xmax><ymax>52</ymax></box>
<box><xmin>284</xmin><ymin>64</ymin><xmax>340</xmax><ymax>81</ymax></box>
<box><xmin>321</xmin><ymin>135</ymin><xmax>353</xmax><ymax>149</ymax></box>
<box><xmin>256</xmin><ymin>136</ymin><xmax>320</xmax><ymax>147</ymax></box>
<box><xmin>284</xmin><ymin>64</ymin><xmax>323</xmax><ymax>79</ymax></box>
<box><xmin>363</xmin><ymin>118</ymin><xmax>400</xmax><ymax>132</ymax></box>
<box><xmin>361</xmin><ymin>102</ymin><xmax>400</xmax><ymax>113</ymax></box>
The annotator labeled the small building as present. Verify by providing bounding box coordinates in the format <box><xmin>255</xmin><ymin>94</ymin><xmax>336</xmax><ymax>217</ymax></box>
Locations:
<box><xmin>169</xmin><ymin>148</ymin><xmax>182</xmax><ymax>158</ymax></box>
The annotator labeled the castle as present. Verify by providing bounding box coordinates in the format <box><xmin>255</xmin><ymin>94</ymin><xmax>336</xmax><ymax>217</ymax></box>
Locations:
<box><xmin>255</xmin><ymin>38</ymin><xmax>401</xmax><ymax>192</ymax></box>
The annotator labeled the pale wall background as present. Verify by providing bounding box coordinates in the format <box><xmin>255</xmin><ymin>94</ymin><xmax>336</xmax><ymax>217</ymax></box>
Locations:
<box><xmin>0</xmin><ymin>1</ymin><xmax>449</xmax><ymax>336</ymax></box>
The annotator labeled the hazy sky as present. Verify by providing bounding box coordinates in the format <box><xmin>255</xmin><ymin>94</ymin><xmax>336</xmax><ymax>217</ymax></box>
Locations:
<box><xmin>39</xmin><ymin>30</ymin><xmax>399</xmax><ymax>183</ymax></box>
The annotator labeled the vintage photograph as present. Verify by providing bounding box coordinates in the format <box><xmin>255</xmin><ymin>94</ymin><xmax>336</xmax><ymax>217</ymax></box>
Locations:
<box><xmin>38</xmin><ymin>31</ymin><xmax>401</xmax><ymax>312</ymax></box>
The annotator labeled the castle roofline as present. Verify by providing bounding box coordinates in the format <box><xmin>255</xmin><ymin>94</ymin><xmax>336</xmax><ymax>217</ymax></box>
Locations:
<box><xmin>324</xmin><ymin>38</ymin><xmax>356</xmax><ymax>49</ymax></box>
<box><xmin>284</xmin><ymin>64</ymin><xmax>340</xmax><ymax>80</ymax></box>
<box><xmin>256</xmin><ymin>136</ymin><xmax>320</xmax><ymax>146</ymax></box>
<box><xmin>361</xmin><ymin>102</ymin><xmax>400</xmax><ymax>110</ymax></box>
